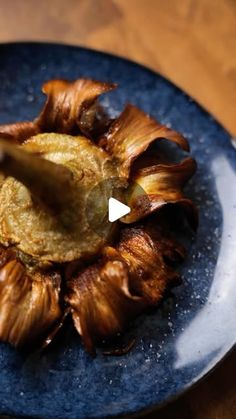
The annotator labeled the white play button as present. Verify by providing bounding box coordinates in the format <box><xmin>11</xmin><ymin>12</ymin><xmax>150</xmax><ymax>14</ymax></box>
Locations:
<box><xmin>108</xmin><ymin>197</ymin><xmax>131</xmax><ymax>222</ymax></box>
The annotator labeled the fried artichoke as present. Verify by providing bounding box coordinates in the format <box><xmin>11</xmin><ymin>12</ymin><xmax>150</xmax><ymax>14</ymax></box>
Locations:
<box><xmin>0</xmin><ymin>78</ymin><xmax>197</xmax><ymax>354</ymax></box>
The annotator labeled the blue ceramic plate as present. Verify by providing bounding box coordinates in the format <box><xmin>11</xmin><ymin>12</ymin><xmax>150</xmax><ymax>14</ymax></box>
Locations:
<box><xmin>0</xmin><ymin>42</ymin><xmax>236</xmax><ymax>419</ymax></box>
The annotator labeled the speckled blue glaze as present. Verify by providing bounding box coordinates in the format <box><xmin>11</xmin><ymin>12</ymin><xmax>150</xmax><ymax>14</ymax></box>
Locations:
<box><xmin>0</xmin><ymin>42</ymin><xmax>236</xmax><ymax>419</ymax></box>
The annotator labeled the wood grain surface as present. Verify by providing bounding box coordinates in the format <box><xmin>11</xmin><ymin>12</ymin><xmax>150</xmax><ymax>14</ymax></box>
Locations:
<box><xmin>0</xmin><ymin>1</ymin><xmax>236</xmax><ymax>418</ymax></box>
<box><xmin>0</xmin><ymin>0</ymin><xmax>235</xmax><ymax>138</ymax></box>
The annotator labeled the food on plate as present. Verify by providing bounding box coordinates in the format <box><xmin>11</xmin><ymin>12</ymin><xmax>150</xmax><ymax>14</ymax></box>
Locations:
<box><xmin>0</xmin><ymin>78</ymin><xmax>197</xmax><ymax>355</ymax></box>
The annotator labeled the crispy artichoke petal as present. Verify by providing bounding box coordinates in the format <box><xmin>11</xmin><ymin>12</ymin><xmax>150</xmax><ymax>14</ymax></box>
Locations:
<box><xmin>123</xmin><ymin>157</ymin><xmax>198</xmax><ymax>228</ymax></box>
<box><xmin>0</xmin><ymin>246</ymin><xmax>63</xmax><ymax>349</ymax></box>
<box><xmin>116</xmin><ymin>226</ymin><xmax>185</xmax><ymax>303</ymax></box>
<box><xmin>99</xmin><ymin>104</ymin><xmax>189</xmax><ymax>178</ymax></box>
<box><xmin>66</xmin><ymin>225</ymin><xmax>185</xmax><ymax>354</ymax></box>
<box><xmin>37</xmin><ymin>78</ymin><xmax>116</xmax><ymax>134</ymax></box>
<box><xmin>66</xmin><ymin>259</ymin><xmax>143</xmax><ymax>355</ymax></box>
<box><xmin>0</xmin><ymin>122</ymin><xmax>40</xmax><ymax>143</ymax></box>
<box><xmin>0</xmin><ymin>79</ymin><xmax>116</xmax><ymax>142</ymax></box>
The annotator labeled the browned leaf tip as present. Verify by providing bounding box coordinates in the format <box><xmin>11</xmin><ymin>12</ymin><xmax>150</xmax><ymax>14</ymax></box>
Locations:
<box><xmin>0</xmin><ymin>121</ymin><xmax>39</xmax><ymax>143</ymax></box>
<box><xmin>102</xmin><ymin>338</ymin><xmax>136</xmax><ymax>356</ymax></box>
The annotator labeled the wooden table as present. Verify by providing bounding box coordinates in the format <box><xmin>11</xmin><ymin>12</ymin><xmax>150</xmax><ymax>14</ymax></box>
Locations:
<box><xmin>0</xmin><ymin>1</ymin><xmax>236</xmax><ymax>418</ymax></box>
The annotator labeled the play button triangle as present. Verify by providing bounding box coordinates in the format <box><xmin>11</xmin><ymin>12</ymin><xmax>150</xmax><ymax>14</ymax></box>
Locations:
<box><xmin>108</xmin><ymin>197</ymin><xmax>131</xmax><ymax>222</ymax></box>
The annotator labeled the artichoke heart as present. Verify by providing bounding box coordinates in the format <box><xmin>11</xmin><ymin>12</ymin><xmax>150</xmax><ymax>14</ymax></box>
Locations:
<box><xmin>0</xmin><ymin>133</ymin><xmax>119</xmax><ymax>263</ymax></box>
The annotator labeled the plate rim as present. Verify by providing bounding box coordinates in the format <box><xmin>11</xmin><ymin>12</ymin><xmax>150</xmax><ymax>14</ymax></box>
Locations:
<box><xmin>0</xmin><ymin>39</ymin><xmax>229</xmax><ymax>137</ymax></box>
